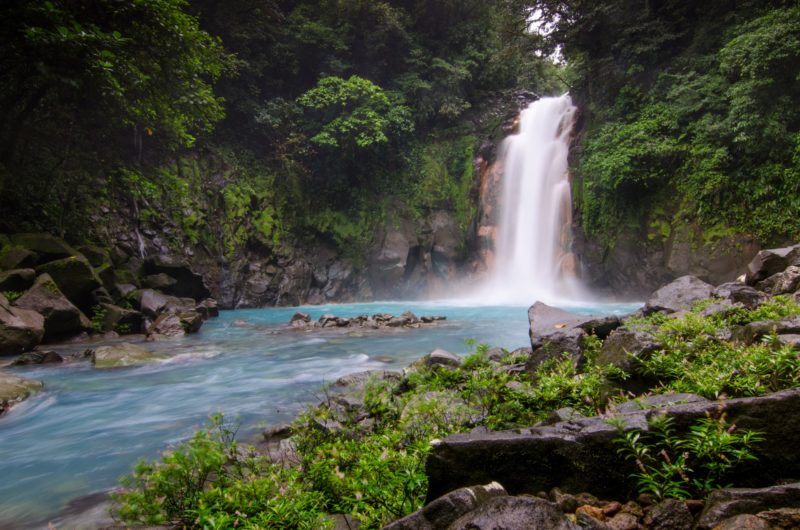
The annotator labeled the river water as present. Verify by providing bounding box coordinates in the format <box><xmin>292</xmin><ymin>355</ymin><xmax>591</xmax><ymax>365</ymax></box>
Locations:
<box><xmin>0</xmin><ymin>301</ymin><xmax>636</xmax><ymax>528</ymax></box>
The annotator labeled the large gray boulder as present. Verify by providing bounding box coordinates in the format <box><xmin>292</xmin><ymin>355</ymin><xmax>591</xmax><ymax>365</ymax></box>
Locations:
<box><xmin>712</xmin><ymin>282</ymin><xmax>767</xmax><ymax>309</ymax></box>
<box><xmin>447</xmin><ymin>495</ymin><xmax>578</xmax><ymax>530</ymax></box>
<box><xmin>99</xmin><ymin>303</ymin><xmax>142</xmax><ymax>334</ymax></box>
<box><xmin>0</xmin><ymin>372</ymin><xmax>43</xmax><ymax>415</ymax></box>
<box><xmin>426</xmin><ymin>389</ymin><xmax>800</xmax><ymax>502</ymax></box>
<box><xmin>696</xmin><ymin>483</ymin><xmax>800</xmax><ymax>530</ymax></box>
<box><xmin>643</xmin><ymin>275</ymin><xmax>714</xmax><ymax>315</ymax></box>
<box><xmin>756</xmin><ymin>265</ymin><xmax>800</xmax><ymax>295</ymax></box>
<box><xmin>745</xmin><ymin>245</ymin><xmax>800</xmax><ymax>286</ymax></box>
<box><xmin>527</xmin><ymin>302</ymin><xmax>621</xmax><ymax>369</ymax></box>
<box><xmin>36</xmin><ymin>256</ymin><xmax>102</xmax><ymax>312</ymax></box>
<box><xmin>0</xmin><ymin>268</ymin><xmax>36</xmax><ymax>292</ymax></box>
<box><xmin>9</xmin><ymin>233</ymin><xmax>79</xmax><ymax>263</ymax></box>
<box><xmin>0</xmin><ymin>293</ymin><xmax>44</xmax><ymax>355</ymax></box>
<box><xmin>597</xmin><ymin>328</ymin><xmax>663</xmax><ymax>389</ymax></box>
<box><xmin>14</xmin><ymin>273</ymin><xmax>89</xmax><ymax>341</ymax></box>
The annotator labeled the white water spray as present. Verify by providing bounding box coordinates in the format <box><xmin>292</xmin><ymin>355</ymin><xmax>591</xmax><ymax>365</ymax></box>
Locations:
<box><xmin>483</xmin><ymin>94</ymin><xmax>585</xmax><ymax>305</ymax></box>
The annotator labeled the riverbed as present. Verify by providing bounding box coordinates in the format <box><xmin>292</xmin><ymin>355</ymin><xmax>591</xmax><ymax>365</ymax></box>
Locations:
<box><xmin>0</xmin><ymin>301</ymin><xmax>637</xmax><ymax>528</ymax></box>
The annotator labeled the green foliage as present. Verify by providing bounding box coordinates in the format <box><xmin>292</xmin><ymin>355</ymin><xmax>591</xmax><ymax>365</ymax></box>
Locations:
<box><xmin>1</xmin><ymin>291</ymin><xmax>22</xmax><ymax>303</ymax></box>
<box><xmin>629</xmin><ymin>297</ymin><xmax>800</xmax><ymax>398</ymax></box>
<box><xmin>615</xmin><ymin>413</ymin><xmax>762</xmax><ymax>500</ymax></box>
<box><xmin>90</xmin><ymin>305</ymin><xmax>106</xmax><ymax>333</ymax></box>
<box><xmin>113</xmin><ymin>413</ymin><xmax>330</xmax><ymax>529</ymax></box>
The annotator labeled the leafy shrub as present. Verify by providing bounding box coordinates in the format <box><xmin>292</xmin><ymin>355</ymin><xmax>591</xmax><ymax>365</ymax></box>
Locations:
<box><xmin>615</xmin><ymin>413</ymin><xmax>762</xmax><ymax>499</ymax></box>
<box><xmin>1</xmin><ymin>290</ymin><xmax>22</xmax><ymax>303</ymax></box>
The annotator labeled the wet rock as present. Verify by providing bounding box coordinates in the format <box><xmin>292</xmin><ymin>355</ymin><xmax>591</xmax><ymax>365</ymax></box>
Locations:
<box><xmin>195</xmin><ymin>298</ymin><xmax>219</xmax><ymax>319</ymax></box>
<box><xmin>712</xmin><ymin>282</ymin><xmax>767</xmax><ymax>309</ymax></box>
<box><xmin>90</xmin><ymin>343</ymin><xmax>167</xmax><ymax>368</ymax></box>
<box><xmin>745</xmin><ymin>245</ymin><xmax>800</xmax><ymax>285</ymax></box>
<box><xmin>0</xmin><ymin>268</ymin><xmax>36</xmax><ymax>292</ymax></box>
<box><xmin>10</xmin><ymin>350</ymin><xmax>63</xmax><ymax>366</ymax></box>
<box><xmin>36</xmin><ymin>256</ymin><xmax>103</xmax><ymax>312</ymax></box>
<box><xmin>643</xmin><ymin>499</ymin><xmax>693</xmax><ymax>530</ymax></box>
<box><xmin>448</xmin><ymin>495</ymin><xmax>578</xmax><ymax>530</ymax></box>
<box><xmin>383</xmin><ymin>481</ymin><xmax>508</xmax><ymax>530</ymax></box>
<box><xmin>0</xmin><ymin>372</ymin><xmax>43</xmax><ymax>415</ymax></box>
<box><xmin>290</xmin><ymin>312</ymin><xmax>311</xmax><ymax>327</ymax></box>
<box><xmin>696</xmin><ymin>483</ymin><xmax>800</xmax><ymax>530</ymax></box>
<box><xmin>643</xmin><ymin>275</ymin><xmax>714</xmax><ymax>315</ymax></box>
<box><xmin>14</xmin><ymin>273</ymin><xmax>89</xmax><ymax>341</ymax></box>
<box><xmin>756</xmin><ymin>266</ymin><xmax>800</xmax><ymax>295</ymax></box>
<box><xmin>0</xmin><ymin>293</ymin><xmax>44</xmax><ymax>355</ymax></box>
<box><xmin>426</xmin><ymin>390</ymin><xmax>800</xmax><ymax>502</ymax></box>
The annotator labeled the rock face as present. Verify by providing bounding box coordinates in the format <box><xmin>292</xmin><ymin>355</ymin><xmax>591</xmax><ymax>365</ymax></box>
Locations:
<box><xmin>0</xmin><ymin>372</ymin><xmax>43</xmax><ymax>415</ymax></box>
<box><xmin>90</xmin><ymin>343</ymin><xmax>167</xmax><ymax>368</ymax></box>
<box><xmin>14</xmin><ymin>273</ymin><xmax>88</xmax><ymax>341</ymax></box>
<box><xmin>426</xmin><ymin>389</ymin><xmax>800</xmax><ymax>502</ymax></box>
<box><xmin>643</xmin><ymin>275</ymin><xmax>715</xmax><ymax>315</ymax></box>
<box><xmin>0</xmin><ymin>293</ymin><xmax>45</xmax><ymax>356</ymax></box>
<box><xmin>143</xmin><ymin>256</ymin><xmax>211</xmax><ymax>301</ymax></box>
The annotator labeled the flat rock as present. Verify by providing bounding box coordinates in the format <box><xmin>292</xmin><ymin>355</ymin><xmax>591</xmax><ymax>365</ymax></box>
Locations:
<box><xmin>447</xmin><ymin>495</ymin><xmax>578</xmax><ymax>530</ymax></box>
<box><xmin>90</xmin><ymin>343</ymin><xmax>167</xmax><ymax>368</ymax></box>
<box><xmin>643</xmin><ymin>275</ymin><xmax>714</xmax><ymax>315</ymax></box>
<box><xmin>0</xmin><ymin>372</ymin><xmax>43</xmax><ymax>414</ymax></box>
<box><xmin>696</xmin><ymin>483</ymin><xmax>800</xmax><ymax>530</ymax></box>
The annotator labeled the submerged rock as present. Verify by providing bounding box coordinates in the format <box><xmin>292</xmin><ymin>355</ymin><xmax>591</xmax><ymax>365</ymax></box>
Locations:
<box><xmin>10</xmin><ymin>350</ymin><xmax>63</xmax><ymax>366</ymax></box>
<box><xmin>0</xmin><ymin>372</ymin><xmax>43</xmax><ymax>414</ymax></box>
<box><xmin>90</xmin><ymin>343</ymin><xmax>167</xmax><ymax>368</ymax></box>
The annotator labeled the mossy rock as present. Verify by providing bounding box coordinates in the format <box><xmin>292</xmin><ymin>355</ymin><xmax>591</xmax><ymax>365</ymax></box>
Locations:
<box><xmin>0</xmin><ymin>248</ymin><xmax>38</xmax><ymax>270</ymax></box>
<box><xmin>77</xmin><ymin>245</ymin><xmax>110</xmax><ymax>268</ymax></box>
<box><xmin>90</xmin><ymin>343</ymin><xmax>167</xmax><ymax>368</ymax></box>
<box><xmin>10</xmin><ymin>233</ymin><xmax>81</xmax><ymax>264</ymax></box>
<box><xmin>36</xmin><ymin>256</ymin><xmax>102</xmax><ymax>312</ymax></box>
<box><xmin>0</xmin><ymin>372</ymin><xmax>43</xmax><ymax>414</ymax></box>
<box><xmin>14</xmin><ymin>273</ymin><xmax>89</xmax><ymax>341</ymax></box>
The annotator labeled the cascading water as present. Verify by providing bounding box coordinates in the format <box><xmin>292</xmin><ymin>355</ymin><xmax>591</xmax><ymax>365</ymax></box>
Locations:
<box><xmin>484</xmin><ymin>94</ymin><xmax>584</xmax><ymax>305</ymax></box>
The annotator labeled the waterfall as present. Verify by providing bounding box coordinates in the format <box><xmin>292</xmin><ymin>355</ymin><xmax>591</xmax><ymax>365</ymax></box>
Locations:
<box><xmin>484</xmin><ymin>94</ymin><xmax>584</xmax><ymax>305</ymax></box>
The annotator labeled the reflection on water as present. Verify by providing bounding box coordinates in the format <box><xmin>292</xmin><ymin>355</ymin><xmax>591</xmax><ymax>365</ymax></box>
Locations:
<box><xmin>0</xmin><ymin>301</ymin><xmax>637</xmax><ymax>528</ymax></box>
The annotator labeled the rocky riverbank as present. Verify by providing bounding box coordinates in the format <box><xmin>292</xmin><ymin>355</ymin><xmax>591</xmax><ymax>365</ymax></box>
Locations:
<box><xmin>0</xmin><ymin>233</ymin><xmax>219</xmax><ymax>414</ymax></box>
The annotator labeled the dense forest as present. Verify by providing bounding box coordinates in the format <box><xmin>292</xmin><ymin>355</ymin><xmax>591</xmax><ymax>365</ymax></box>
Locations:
<box><xmin>0</xmin><ymin>0</ymin><xmax>798</xmax><ymax>283</ymax></box>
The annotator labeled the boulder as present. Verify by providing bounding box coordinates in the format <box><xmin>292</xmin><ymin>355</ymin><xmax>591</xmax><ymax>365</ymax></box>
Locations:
<box><xmin>142</xmin><ymin>273</ymin><xmax>178</xmax><ymax>291</ymax></box>
<box><xmin>130</xmin><ymin>289</ymin><xmax>170</xmax><ymax>318</ymax></box>
<box><xmin>0</xmin><ymin>268</ymin><xmax>36</xmax><ymax>292</ymax></box>
<box><xmin>596</xmin><ymin>328</ymin><xmax>663</xmax><ymax>387</ymax></box>
<box><xmin>76</xmin><ymin>245</ymin><xmax>110</xmax><ymax>268</ymax></box>
<box><xmin>290</xmin><ymin>312</ymin><xmax>311</xmax><ymax>327</ymax></box>
<box><xmin>99</xmin><ymin>303</ymin><xmax>142</xmax><ymax>334</ymax></box>
<box><xmin>0</xmin><ymin>248</ymin><xmax>38</xmax><ymax>270</ymax></box>
<box><xmin>712</xmin><ymin>282</ymin><xmax>767</xmax><ymax>309</ymax></box>
<box><xmin>426</xmin><ymin>389</ymin><xmax>800</xmax><ymax>502</ymax></box>
<box><xmin>178</xmin><ymin>311</ymin><xmax>203</xmax><ymax>333</ymax></box>
<box><xmin>643</xmin><ymin>275</ymin><xmax>714</xmax><ymax>315</ymax></box>
<box><xmin>643</xmin><ymin>499</ymin><xmax>693</xmax><ymax>530</ymax></box>
<box><xmin>734</xmin><ymin>316</ymin><xmax>800</xmax><ymax>344</ymax></box>
<box><xmin>334</xmin><ymin>370</ymin><xmax>402</xmax><ymax>389</ymax></box>
<box><xmin>143</xmin><ymin>255</ymin><xmax>211</xmax><ymax>300</ymax></box>
<box><xmin>696</xmin><ymin>483</ymin><xmax>800</xmax><ymax>530</ymax></box>
<box><xmin>90</xmin><ymin>343</ymin><xmax>167</xmax><ymax>368</ymax></box>
<box><xmin>195</xmin><ymin>298</ymin><xmax>219</xmax><ymax>318</ymax></box>
<box><xmin>14</xmin><ymin>273</ymin><xmax>88</xmax><ymax>341</ymax></box>
<box><xmin>10</xmin><ymin>233</ymin><xmax>79</xmax><ymax>263</ymax></box>
<box><xmin>527</xmin><ymin>302</ymin><xmax>621</xmax><ymax>369</ymax></box>
<box><xmin>10</xmin><ymin>350</ymin><xmax>63</xmax><ymax>366</ymax></box>
<box><xmin>150</xmin><ymin>313</ymin><xmax>185</xmax><ymax>338</ymax></box>
<box><xmin>745</xmin><ymin>245</ymin><xmax>800</xmax><ymax>286</ymax></box>
<box><xmin>710</xmin><ymin>514</ymin><xmax>773</xmax><ymax>530</ymax></box>
<box><xmin>384</xmin><ymin>482</ymin><xmax>508</xmax><ymax>530</ymax></box>
<box><xmin>417</xmin><ymin>349</ymin><xmax>462</xmax><ymax>369</ymax></box>
<box><xmin>0</xmin><ymin>293</ymin><xmax>45</xmax><ymax>355</ymax></box>
<box><xmin>36</xmin><ymin>256</ymin><xmax>102</xmax><ymax>312</ymax></box>
<box><xmin>755</xmin><ymin>266</ymin><xmax>800</xmax><ymax>295</ymax></box>
<box><xmin>447</xmin><ymin>495</ymin><xmax>578</xmax><ymax>530</ymax></box>
<box><xmin>0</xmin><ymin>372</ymin><xmax>43</xmax><ymax>414</ymax></box>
